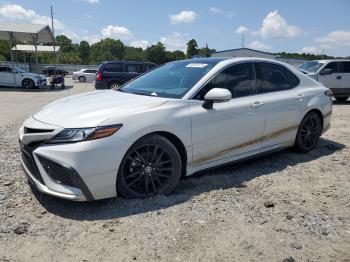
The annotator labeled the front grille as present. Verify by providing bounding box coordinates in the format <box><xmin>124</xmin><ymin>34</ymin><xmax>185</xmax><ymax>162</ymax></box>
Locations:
<box><xmin>20</xmin><ymin>142</ymin><xmax>45</xmax><ymax>184</ymax></box>
<box><xmin>38</xmin><ymin>156</ymin><xmax>78</xmax><ymax>188</ymax></box>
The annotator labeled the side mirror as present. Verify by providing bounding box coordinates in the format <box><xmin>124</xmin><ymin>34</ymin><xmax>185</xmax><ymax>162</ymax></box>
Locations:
<box><xmin>320</xmin><ymin>68</ymin><xmax>333</xmax><ymax>75</ymax></box>
<box><xmin>203</xmin><ymin>88</ymin><xmax>232</xmax><ymax>109</ymax></box>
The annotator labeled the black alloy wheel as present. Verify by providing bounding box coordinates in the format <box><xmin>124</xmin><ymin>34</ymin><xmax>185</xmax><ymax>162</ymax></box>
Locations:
<box><xmin>295</xmin><ymin>112</ymin><xmax>322</xmax><ymax>152</ymax></box>
<box><xmin>22</xmin><ymin>79</ymin><xmax>34</xmax><ymax>89</ymax></box>
<box><xmin>117</xmin><ymin>135</ymin><xmax>182</xmax><ymax>198</ymax></box>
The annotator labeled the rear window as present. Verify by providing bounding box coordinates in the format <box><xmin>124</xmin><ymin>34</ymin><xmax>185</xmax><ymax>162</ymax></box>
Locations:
<box><xmin>104</xmin><ymin>63</ymin><xmax>123</xmax><ymax>72</ymax></box>
<box><xmin>256</xmin><ymin>62</ymin><xmax>299</xmax><ymax>94</ymax></box>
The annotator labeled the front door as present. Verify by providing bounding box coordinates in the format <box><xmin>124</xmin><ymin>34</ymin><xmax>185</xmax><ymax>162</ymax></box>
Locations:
<box><xmin>189</xmin><ymin>62</ymin><xmax>266</xmax><ymax>168</ymax></box>
<box><xmin>318</xmin><ymin>61</ymin><xmax>341</xmax><ymax>90</ymax></box>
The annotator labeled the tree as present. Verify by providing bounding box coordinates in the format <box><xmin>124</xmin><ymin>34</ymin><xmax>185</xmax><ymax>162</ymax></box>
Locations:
<box><xmin>89</xmin><ymin>38</ymin><xmax>125</xmax><ymax>64</ymax></box>
<box><xmin>144</xmin><ymin>42</ymin><xmax>167</xmax><ymax>64</ymax></box>
<box><xmin>198</xmin><ymin>43</ymin><xmax>211</xmax><ymax>57</ymax></box>
<box><xmin>79</xmin><ymin>41</ymin><xmax>90</xmax><ymax>64</ymax></box>
<box><xmin>124</xmin><ymin>46</ymin><xmax>145</xmax><ymax>61</ymax></box>
<box><xmin>186</xmin><ymin>39</ymin><xmax>198</xmax><ymax>58</ymax></box>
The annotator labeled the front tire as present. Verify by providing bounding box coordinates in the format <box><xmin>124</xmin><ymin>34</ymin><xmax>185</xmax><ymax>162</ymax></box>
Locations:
<box><xmin>294</xmin><ymin>112</ymin><xmax>322</xmax><ymax>153</ymax></box>
<box><xmin>22</xmin><ymin>79</ymin><xmax>34</xmax><ymax>89</ymax></box>
<box><xmin>117</xmin><ymin>135</ymin><xmax>182</xmax><ymax>199</ymax></box>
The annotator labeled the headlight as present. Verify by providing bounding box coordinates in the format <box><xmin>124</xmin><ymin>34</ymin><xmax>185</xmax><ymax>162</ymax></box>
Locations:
<box><xmin>49</xmin><ymin>124</ymin><xmax>122</xmax><ymax>143</ymax></box>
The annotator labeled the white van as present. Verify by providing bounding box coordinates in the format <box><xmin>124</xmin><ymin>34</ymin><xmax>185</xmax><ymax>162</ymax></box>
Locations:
<box><xmin>299</xmin><ymin>60</ymin><xmax>350</xmax><ymax>102</ymax></box>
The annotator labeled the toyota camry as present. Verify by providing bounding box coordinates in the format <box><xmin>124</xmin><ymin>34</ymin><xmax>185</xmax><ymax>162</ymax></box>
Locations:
<box><xmin>19</xmin><ymin>57</ymin><xmax>332</xmax><ymax>201</ymax></box>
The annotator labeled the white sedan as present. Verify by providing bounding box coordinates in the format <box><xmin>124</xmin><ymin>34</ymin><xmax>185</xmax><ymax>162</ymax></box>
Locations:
<box><xmin>72</xmin><ymin>69</ymin><xmax>97</xmax><ymax>82</ymax></box>
<box><xmin>19</xmin><ymin>57</ymin><xmax>332</xmax><ymax>201</ymax></box>
<box><xmin>0</xmin><ymin>65</ymin><xmax>47</xmax><ymax>88</ymax></box>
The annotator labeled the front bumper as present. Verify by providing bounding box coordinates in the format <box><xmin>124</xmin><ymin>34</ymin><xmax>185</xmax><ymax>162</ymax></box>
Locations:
<box><xmin>19</xmin><ymin>117</ymin><xmax>132</xmax><ymax>201</ymax></box>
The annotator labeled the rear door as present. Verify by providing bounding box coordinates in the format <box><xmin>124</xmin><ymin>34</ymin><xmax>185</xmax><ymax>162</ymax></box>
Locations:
<box><xmin>318</xmin><ymin>62</ymin><xmax>341</xmax><ymax>90</ymax></box>
<box><xmin>0</xmin><ymin>66</ymin><xmax>15</xmax><ymax>86</ymax></box>
<box><xmin>103</xmin><ymin>63</ymin><xmax>123</xmax><ymax>84</ymax></box>
<box><xmin>339</xmin><ymin>61</ymin><xmax>350</xmax><ymax>93</ymax></box>
<box><xmin>124</xmin><ymin>63</ymin><xmax>143</xmax><ymax>82</ymax></box>
<box><xmin>254</xmin><ymin>62</ymin><xmax>304</xmax><ymax>148</ymax></box>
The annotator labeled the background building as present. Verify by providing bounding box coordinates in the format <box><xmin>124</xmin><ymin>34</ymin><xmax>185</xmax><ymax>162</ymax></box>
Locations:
<box><xmin>212</xmin><ymin>48</ymin><xmax>306</xmax><ymax>67</ymax></box>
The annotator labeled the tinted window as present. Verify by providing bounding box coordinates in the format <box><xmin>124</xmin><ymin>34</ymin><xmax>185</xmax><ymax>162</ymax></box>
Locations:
<box><xmin>256</xmin><ymin>63</ymin><xmax>299</xmax><ymax>94</ymax></box>
<box><xmin>144</xmin><ymin>64</ymin><xmax>155</xmax><ymax>72</ymax></box>
<box><xmin>85</xmin><ymin>69</ymin><xmax>97</xmax><ymax>73</ymax></box>
<box><xmin>104</xmin><ymin>63</ymin><xmax>123</xmax><ymax>72</ymax></box>
<box><xmin>340</xmin><ymin>62</ymin><xmax>350</xmax><ymax>73</ymax></box>
<box><xmin>323</xmin><ymin>62</ymin><xmax>339</xmax><ymax>73</ymax></box>
<box><xmin>0</xmin><ymin>66</ymin><xmax>11</xmax><ymax>72</ymax></box>
<box><xmin>126</xmin><ymin>64</ymin><xmax>142</xmax><ymax>73</ymax></box>
<box><xmin>195</xmin><ymin>63</ymin><xmax>256</xmax><ymax>100</ymax></box>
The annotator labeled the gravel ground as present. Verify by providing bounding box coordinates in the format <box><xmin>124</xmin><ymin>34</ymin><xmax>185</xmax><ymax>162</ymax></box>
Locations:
<box><xmin>0</xmin><ymin>79</ymin><xmax>349</xmax><ymax>262</ymax></box>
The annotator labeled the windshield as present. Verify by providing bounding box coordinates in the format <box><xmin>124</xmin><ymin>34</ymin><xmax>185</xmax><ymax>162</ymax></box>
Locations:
<box><xmin>298</xmin><ymin>61</ymin><xmax>325</xmax><ymax>73</ymax></box>
<box><xmin>120</xmin><ymin>61</ymin><xmax>215</xmax><ymax>98</ymax></box>
<box><xmin>13</xmin><ymin>66</ymin><xmax>26</xmax><ymax>73</ymax></box>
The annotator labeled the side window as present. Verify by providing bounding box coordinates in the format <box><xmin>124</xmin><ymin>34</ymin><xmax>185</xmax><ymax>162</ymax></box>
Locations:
<box><xmin>126</xmin><ymin>64</ymin><xmax>142</xmax><ymax>73</ymax></box>
<box><xmin>144</xmin><ymin>64</ymin><xmax>155</xmax><ymax>72</ymax></box>
<box><xmin>195</xmin><ymin>63</ymin><xmax>256</xmax><ymax>100</ymax></box>
<box><xmin>105</xmin><ymin>63</ymin><xmax>123</xmax><ymax>72</ymax></box>
<box><xmin>256</xmin><ymin>63</ymin><xmax>298</xmax><ymax>94</ymax></box>
<box><xmin>323</xmin><ymin>62</ymin><xmax>338</xmax><ymax>73</ymax></box>
<box><xmin>340</xmin><ymin>62</ymin><xmax>350</xmax><ymax>73</ymax></box>
<box><xmin>0</xmin><ymin>67</ymin><xmax>7</xmax><ymax>72</ymax></box>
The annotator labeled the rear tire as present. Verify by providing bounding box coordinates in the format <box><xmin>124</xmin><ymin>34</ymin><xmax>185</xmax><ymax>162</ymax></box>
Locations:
<box><xmin>78</xmin><ymin>76</ymin><xmax>86</xmax><ymax>83</ymax></box>
<box><xmin>335</xmin><ymin>97</ymin><xmax>348</xmax><ymax>102</ymax></box>
<box><xmin>117</xmin><ymin>135</ymin><xmax>182</xmax><ymax>199</ymax></box>
<box><xmin>294</xmin><ymin>112</ymin><xmax>322</xmax><ymax>153</ymax></box>
<box><xmin>109</xmin><ymin>82</ymin><xmax>121</xmax><ymax>89</ymax></box>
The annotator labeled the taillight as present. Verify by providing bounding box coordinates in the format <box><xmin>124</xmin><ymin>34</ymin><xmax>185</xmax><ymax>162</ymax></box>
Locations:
<box><xmin>96</xmin><ymin>71</ymin><xmax>102</xmax><ymax>81</ymax></box>
<box><xmin>324</xmin><ymin>90</ymin><xmax>333</xmax><ymax>97</ymax></box>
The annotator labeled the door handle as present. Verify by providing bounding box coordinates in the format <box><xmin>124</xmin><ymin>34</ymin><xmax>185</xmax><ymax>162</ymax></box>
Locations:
<box><xmin>296</xmin><ymin>94</ymin><xmax>304</xmax><ymax>100</ymax></box>
<box><xmin>336</xmin><ymin>75</ymin><xmax>342</xmax><ymax>80</ymax></box>
<box><xmin>251</xmin><ymin>101</ymin><xmax>264</xmax><ymax>108</ymax></box>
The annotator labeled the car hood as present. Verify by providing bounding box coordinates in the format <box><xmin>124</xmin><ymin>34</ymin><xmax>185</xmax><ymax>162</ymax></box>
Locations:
<box><xmin>33</xmin><ymin>90</ymin><xmax>168</xmax><ymax>128</ymax></box>
<box><xmin>22</xmin><ymin>73</ymin><xmax>46</xmax><ymax>79</ymax></box>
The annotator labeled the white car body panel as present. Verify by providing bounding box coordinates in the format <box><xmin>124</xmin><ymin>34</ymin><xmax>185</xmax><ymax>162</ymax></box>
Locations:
<box><xmin>19</xmin><ymin>57</ymin><xmax>333</xmax><ymax>201</ymax></box>
<box><xmin>72</xmin><ymin>69</ymin><xmax>97</xmax><ymax>82</ymax></box>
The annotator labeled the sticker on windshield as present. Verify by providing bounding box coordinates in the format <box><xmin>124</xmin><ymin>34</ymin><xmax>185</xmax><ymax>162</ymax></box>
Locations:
<box><xmin>186</xmin><ymin>63</ymin><xmax>208</xmax><ymax>68</ymax></box>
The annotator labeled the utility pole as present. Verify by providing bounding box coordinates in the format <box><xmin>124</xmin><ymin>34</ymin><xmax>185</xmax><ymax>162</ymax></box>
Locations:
<box><xmin>51</xmin><ymin>5</ymin><xmax>56</xmax><ymax>62</ymax></box>
<box><xmin>241</xmin><ymin>34</ymin><xmax>245</xmax><ymax>48</ymax></box>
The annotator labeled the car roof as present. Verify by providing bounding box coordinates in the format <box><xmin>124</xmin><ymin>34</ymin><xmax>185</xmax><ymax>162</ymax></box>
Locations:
<box><xmin>102</xmin><ymin>60</ymin><xmax>156</xmax><ymax>65</ymax></box>
<box><xmin>312</xmin><ymin>59</ymin><xmax>350</xmax><ymax>63</ymax></box>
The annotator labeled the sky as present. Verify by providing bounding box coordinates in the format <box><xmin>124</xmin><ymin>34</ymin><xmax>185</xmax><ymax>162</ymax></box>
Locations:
<box><xmin>0</xmin><ymin>0</ymin><xmax>349</xmax><ymax>56</ymax></box>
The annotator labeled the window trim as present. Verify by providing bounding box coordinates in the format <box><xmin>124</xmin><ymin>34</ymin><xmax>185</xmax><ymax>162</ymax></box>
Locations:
<box><xmin>190</xmin><ymin>61</ymin><xmax>258</xmax><ymax>101</ymax></box>
<box><xmin>254</xmin><ymin>61</ymin><xmax>300</xmax><ymax>95</ymax></box>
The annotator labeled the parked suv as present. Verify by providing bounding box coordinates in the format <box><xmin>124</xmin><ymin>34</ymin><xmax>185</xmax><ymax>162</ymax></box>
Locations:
<box><xmin>95</xmin><ymin>61</ymin><xmax>157</xmax><ymax>89</ymax></box>
<box><xmin>72</xmin><ymin>69</ymin><xmax>97</xmax><ymax>82</ymax></box>
<box><xmin>0</xmin><ymin>65</ymin><xmax>47</xmax><ymax>89</ymax></box>
<box><xmin>299</xmin><ymin>60</ymin><xmax>350</xmax><ymax>102</ymax></box>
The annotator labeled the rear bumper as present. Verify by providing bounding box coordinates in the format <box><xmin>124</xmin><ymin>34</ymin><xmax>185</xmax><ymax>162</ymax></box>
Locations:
<box><xmin>330</xmin><ymin>88</ymin><xmax>350</xmax><ymax>97</ymax></box>
<box><xmin>95</xmin><ymin>80</ymin><xmax>108</xmax><ymax>89</ymax></box>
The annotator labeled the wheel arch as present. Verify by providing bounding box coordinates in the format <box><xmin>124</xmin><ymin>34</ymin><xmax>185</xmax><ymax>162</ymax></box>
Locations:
<box><xmin>125</xmin><ymin>131</ymin><xmax>188</xmax><ymax>177</ymax></box>
<box><xmin>302</xmin><ymin>108</ymin><xmax>324</xmax><ymax>131</ymax></box>
<box><xmin>22</xmin><ymin>78</ymin><xmax>35</xmax><ymax>87</ymax></box>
